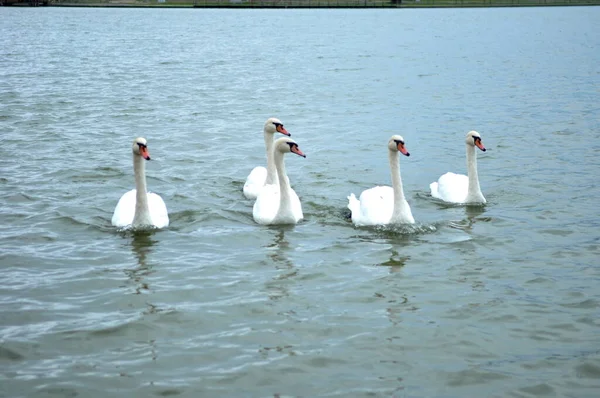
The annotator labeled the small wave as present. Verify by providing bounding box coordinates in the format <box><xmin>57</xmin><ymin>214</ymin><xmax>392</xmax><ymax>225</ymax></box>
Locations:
<box><xmin>113</xmin><ymin>224</ymin><xmax>164</xmax><ymax>234</ymax></box>
<box><xmin>0</xmin><ymin>346</ymin><xmax>24</xmax><ymax>361</ymax></box>
<box><xmin>309</xmin><ymin>201</ymin><xmax>438</xmax><ymax>235</ymax></box>
<box><xmin>70</xmin><ymin>167</ymin><xmax>124</xmax><ymax>182</ymax></box>
<box><xmin>371</xmin><ymin>222</ymin><xmax>438</xmax><ymax>236</ymax></box>
<box><xmin>414</xmin><ymin>191</ymin><xmax>488</xmax><ymax>209</ymax></box>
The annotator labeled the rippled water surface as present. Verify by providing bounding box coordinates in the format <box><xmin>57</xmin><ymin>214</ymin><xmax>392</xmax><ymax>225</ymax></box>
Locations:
<box><xmin>1</xmin><ymin>6</ymin><xmax>600</xmax><ymax>397</ymax></box>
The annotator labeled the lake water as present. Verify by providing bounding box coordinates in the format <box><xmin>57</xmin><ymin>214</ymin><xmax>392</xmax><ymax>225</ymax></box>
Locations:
<box><xmin>1</xmin><ymin>6</ymin><xmax>600</xmax><ymax>397</ymax></box>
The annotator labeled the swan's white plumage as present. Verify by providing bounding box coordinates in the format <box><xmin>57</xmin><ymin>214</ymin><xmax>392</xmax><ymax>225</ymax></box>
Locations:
<box><xmin>111</xmin><ymin>137</ymin><xmax>169</xmax><ymax>230</ymax></box>
<box><xmin>112</xmin><ymin>189</ymin><xmax>169</xmax><ymax>229</ymax></box>
<box><xmin>243</xmin><ymin>166</ymin><xmax>268</xmax><ymax>200</ymax></box>
<box><xmin>243</xmin><ymin>117</ymin><xmax>290</xmax><ymax>200</ymax></box>
<box><xmin>429</xmin><ymin>172</ymin><xmax>470</xmax><ymax>203</ymax></box>
<box><xmin>430</xmin><ymin>131</ymin><xmax>487</xmax><ymax>204</ymax></box>
<box><xmin>252</xmin><ymin>137</ymin><xmax>305</xmax><ymax>225</ymax></box>
<box><xmin>348</xmin><ymin>135</ymin><xmax>415</xmax><ymax>226</ymax></box>
<box><xmin>348</xmin><ymin>185</ymin><xmax>412</xmax><ymax>226</ymax></box>
<box><xmin>253</xmin><ymin>183</ymin><xmax>303</xmax><ymax>225</ymax></box>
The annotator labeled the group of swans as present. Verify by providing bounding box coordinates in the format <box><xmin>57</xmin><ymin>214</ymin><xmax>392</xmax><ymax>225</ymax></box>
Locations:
<box><xmin>110</xmin><ymin>120</ymin><xmax>487</xmax><ymax>230</ymax></box>
<box><xmin>244</xmin><ymin>118</ymin><xmax>306</xmax><ymax>226</ymax></box>
<box><xmin>347</xmin><ymin>130</ymin><xmax>487</xmax><ymax>227</ymax></box>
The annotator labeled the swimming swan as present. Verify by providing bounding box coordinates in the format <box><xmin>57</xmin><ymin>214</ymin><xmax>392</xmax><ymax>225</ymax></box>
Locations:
<box><xmin>243</xmin><ymin>117</ymin><xmax>290</xmax><ymax>200</ymax></box>
<box><xmin>111</xmin><ymin>137</ymin><xmax>169</xmax><ymax>229</ymax></box>
<box><xmin>253</xmin><ymin>137</ymin><xmax>306</xmax><ymax>225</ymax></box>
<box><xmin>347</xmin><ymin>135</ymin><xmax>415</xmax><ymax>226</ymax></box>
<box><xmin>429</xmin><ymin>130</ymin><xmax>487</xmax><ymax>204</ymax></box>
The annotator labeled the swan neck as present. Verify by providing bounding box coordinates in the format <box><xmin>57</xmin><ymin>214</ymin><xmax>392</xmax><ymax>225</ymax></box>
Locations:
<box><xmin>133</xmin><ymin>154</ymin><xmax>151</xmax><ymax>226</ymax></box>
<box><xmin>264</xmin><ymin>131</ymin><xmax>277</xmax><ymax>185</ymax></box>
<box><xmin>389</xmin><ymin>150</ymin><xmax>406</xmax><ymax>209</ymax></box>
<box><xmin>274</xmin><ymin>150</ymin><xmax>292</xmax><ymax>212</ymax></box>
<box><xmin>466</xmin><ymin>144</ymin><xmax>482</xmax><ymax>195</ymax></box>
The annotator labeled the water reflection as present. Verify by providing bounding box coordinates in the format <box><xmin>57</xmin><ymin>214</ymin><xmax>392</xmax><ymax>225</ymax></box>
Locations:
<box><xmin>448</xmin><ymin>205</ymin><xmax>489</xmax><ymax>231</ymax></box>
<box><xmin>264</xmin><ymin>228</ymin><xmax>298</xmax><ymax>302</ymax></box>
<box><xmin>125</xmin><ymin>231</ymin><xmax>160</xmax><ymax>368</ymax></box>
<box><xmin>124</xmin><ymin>230</ymin><xmax>158</xmax><ymax>295</ymax></box>
<box><xmin>465</xmin><ymin>204</ymin><xmax>487</xmax><ymax>221</ymax></box>
<box><xmin>376</xmin><ymin>248</ymin><xmax>415</xmax><ymax>327</ymax></box>
<box><xmin>378</xmin><ymin>249</ymin><xmax>409</xmax><ymax>272</ymax></box>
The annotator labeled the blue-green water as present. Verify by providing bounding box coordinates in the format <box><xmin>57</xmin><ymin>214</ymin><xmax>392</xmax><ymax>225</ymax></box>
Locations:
<box><xmin>1</xmin><ymin>6</ymin><xmax>600</xmax><ymax>397</ymax></box>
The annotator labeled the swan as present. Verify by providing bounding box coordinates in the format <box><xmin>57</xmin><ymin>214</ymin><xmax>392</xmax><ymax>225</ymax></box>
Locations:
<box><xmin>429</xmin><ymin>130</ymin><xmax>487</xmax><ymax>204</ymax></box>
<box><xmin>347</xmin><ymin>135</ymin><xmax>415</xmax><ymax>226</ymax></box>
<box><xmin>253</xmin><ymin>137</ymin><xmax>306</xmax><ymax>225</ymax></box>
<box><xmin>111</xmin><ymin>137</ymin><xmax>169</xmax><ymax>229</ymax></box>
<box><xmin>243</xmin><ymin>117</ymin><xmax>291</xmax><ymax>199</ymax></box>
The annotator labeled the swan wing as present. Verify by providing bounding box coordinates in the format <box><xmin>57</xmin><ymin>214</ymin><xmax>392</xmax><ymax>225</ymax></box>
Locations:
<box><xmin>288</xmin><ymin>188</ymin><xmax>304</xmax><ymax>223</ymax></box>
<box><xmin>348</xmin><ymin>186</ymin><xmax>394</xmax><ymax>226</ymax></box>
<box><xmin>112</xmin><ymin>189</ymin><xmax>136</xmax><ymax>227</ymax></box>
<box><xmin>111</xmin><ymin>190</ymin><xmax>169</xmax><ymax>229</ymax></box>
<box><xmin>252</xmin><ymin>184</ymin><xmax>279</xmax><ymax>225</ymax></box>
<box><xmin>252</xmin><ymin>185</ymin><xmax>302</xmax><ymax>225</ymax></box>
<box><xmin>148</xmin><ymin>192</ymin><xmax>169</xmax><ymax>228</ymax></box>
<box><xmin>431</xmin><ymin>172</ymin><xmax>469</xmax><ymax>203</ymax></box>
<box><xmin>243</xmin><ymin>166</ymin><xmax>267</xmax><ymax>200</ymax></box>
<box><xmin>270</xmin><ymin>187</ymin><xmax>303</xmax><ymax>224</ymax></box>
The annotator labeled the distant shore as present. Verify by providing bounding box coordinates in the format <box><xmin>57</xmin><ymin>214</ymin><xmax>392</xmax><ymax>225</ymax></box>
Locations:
<box><xmin>4</xmin><ymin>0</ymin><xmax>600</xmax><ymax>8</ymax></box>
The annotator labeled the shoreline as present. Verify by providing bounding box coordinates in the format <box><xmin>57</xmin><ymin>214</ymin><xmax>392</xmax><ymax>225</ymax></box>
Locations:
<box><xmin>4</xmin><ymin>0</ymin><xmax>600</xmax><ymax>8</ymax></box>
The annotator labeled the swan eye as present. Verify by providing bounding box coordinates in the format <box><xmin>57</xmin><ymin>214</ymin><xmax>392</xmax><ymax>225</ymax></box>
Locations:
<box><xmin>137</xmin><ymin>143</ymin><xmax>147</xmax><ymax>149</ymax></box>
<box><xmin>394</xmin><ymin>140</ymin><xmax>404</xmax><ymax>145</ymax></box>
<box><xmin>274</xmin><ymin>122</ymin><xmax>282</xmax><ymax>128</ymax></box>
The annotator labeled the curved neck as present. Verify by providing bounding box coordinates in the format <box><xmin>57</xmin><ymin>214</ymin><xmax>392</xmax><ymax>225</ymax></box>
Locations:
<box><xmin>389</xmin><ymin>150</ymin><xmax>406</xmax><ymax>215</ymax></box>
<box><xmin>264</xmin><ymin>131</ymin><xmax>277</xmax><ymax>185</ymax></box>
<box><xmin>133</xmin><ymin>154</ymin><xmax>151</xmax><ymax>226</ymax></box>
<box><xmin>466</xmin><ymin>145</ymin><xmax>482</xmax><ymax>198</ymax></box>
<box><xmin>274</xmin><ymin>150</ymin><xmax>292</xmax><ymax>217</ymax></box>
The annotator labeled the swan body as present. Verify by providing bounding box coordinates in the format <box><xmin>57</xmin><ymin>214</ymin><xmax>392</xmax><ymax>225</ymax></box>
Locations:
<box><xmin>112</xmin><ymin>137</ymin><xmax>169</xmax><ymax>229</ymax></box>
<box><xmin>430</xmin><ymin>131</ymin><xmax>487</xmax><ymax>204</ymax></box>
<box><xmin>253</xmin><ymin>137</ymin><xmax>306</xmax><ymax>225</ymax></box>
<box><xmin>243</xmin><ymin>117</ymin><xmax>290</xmax><ymax>199</ymax></box>
<box><xmin>348</xmin><ymin>135</ymin><xmax>415</xmax><ymax>226</ymax></box>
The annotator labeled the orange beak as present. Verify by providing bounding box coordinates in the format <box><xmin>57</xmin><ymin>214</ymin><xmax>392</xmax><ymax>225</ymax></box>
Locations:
<box><xmin>397</xmin><ymin>143</ymin><xmax>410</xmax><ymax>157</ymax></box>
<box><xmin>276</xmin><ymin>125</ymin><xmax>290</xmax><ymax>136</ymax></box>
<box><xmin>140</xmin><ymin>146</ymin><xmax>151</xmax><ymax>160</ymax></box>
<box><xmin>291</xmin><ymin>145</ymin><xmax>306</xmax><ymax>158</ymax></box>
<box><xmin>475</xmin><ymin>140</ymin><xmax>486</xmax><ymax>152</ymax></box>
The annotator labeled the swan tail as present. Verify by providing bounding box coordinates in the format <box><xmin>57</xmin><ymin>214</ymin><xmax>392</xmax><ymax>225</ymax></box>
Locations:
<box><xmin>429</xmin><ymin>181</ymin><xmax>440</xmax><ymax>199</ymax></box>
<box><xmin>243</xmin><ymin>166</ymin><xmax>267</xmax><ymax>199</ymax></box>
<box><xmin>347</xmin><ymin>193</ymin><xmax>359</xmax><ymax>212</ymax></box>
<box><xmin>347</xmin><ymin>193</ymin><xmax>362</xmax><ymax>224</ymax></box>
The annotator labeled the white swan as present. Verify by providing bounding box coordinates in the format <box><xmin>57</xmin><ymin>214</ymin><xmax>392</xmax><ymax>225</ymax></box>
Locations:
<box><xmin>111</xmin><ymin>137</ymin><xmax>169</xmax><ymax>229</ymax></box>
<box><xmin>348</xmin><ymin>135</ymin><xmax>415</xmax><ymax>226</ymax></box>
<box><xmin>253</xmin><ymin>137</ymin><xmax>306</xmax><ymax>225</ymax></box>
<box><xmin>429</xmin><ymin>130</ymin><xmax>487</xmax><ymax>204</ymax></box>
<box><xmin>243</xmin><ymin>117</ymin><xmax>291</xmax><ymax>200</ymax></box>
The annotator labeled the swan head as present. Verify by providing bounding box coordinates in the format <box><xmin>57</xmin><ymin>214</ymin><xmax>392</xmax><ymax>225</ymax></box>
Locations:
<box><xmin>388</xmin><ymin>135</ymin><xmax>410</xmax><ymax>156</ymax></box>
<box><xmin>274</xmin><ymin>137</ymin><xmax>306</xmax><ymax>158</ymax></box>
<box><xmin>132</xmin><ymin>137</ymin><xmax>151</xmax><ymax>160</ymax></box>
<box><xmin>264</xmin><ymin>117</ymin><xmax>291</xmax><ymax>137</ymax></box>
<box><xmin>466</xmin><ymin>131</ymin><xmax>486</xmax><ymax>152</ymax></box>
